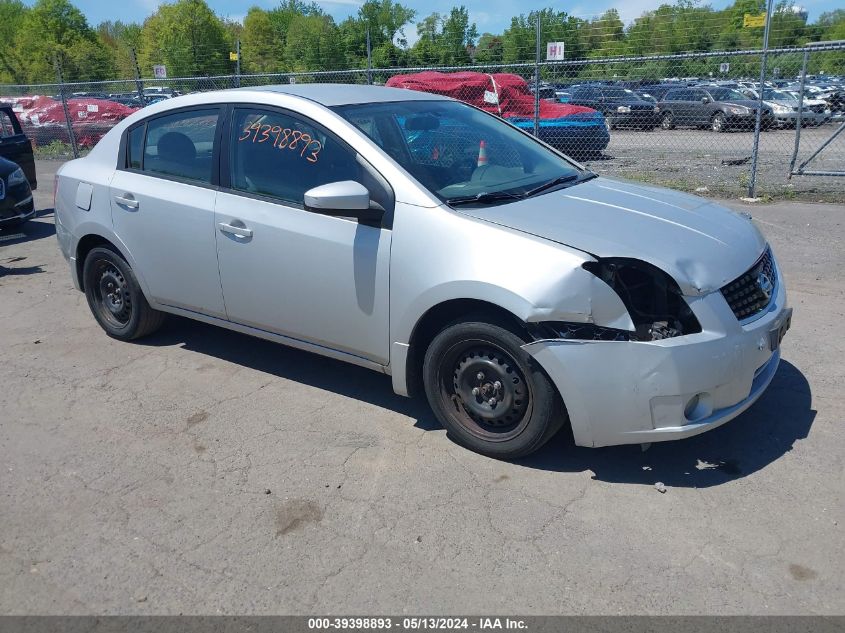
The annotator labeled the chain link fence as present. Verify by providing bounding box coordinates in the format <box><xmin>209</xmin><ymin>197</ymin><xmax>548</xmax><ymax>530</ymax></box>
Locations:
<box><xmin>1</xmin><ymin>32</ymin><xmax>843</xmax><ymax>201</ymax></box>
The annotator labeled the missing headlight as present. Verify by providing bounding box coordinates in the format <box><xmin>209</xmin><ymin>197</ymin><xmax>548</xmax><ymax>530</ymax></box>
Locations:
<box><xmin>582</xmin><ymin>258</ymin><xmax>701</xmax><ymax>341</ymax></box>
<box><xmin>529</xmin><ymin>321</ymin><xmax>632</xmax><ymax>342</ymax></box>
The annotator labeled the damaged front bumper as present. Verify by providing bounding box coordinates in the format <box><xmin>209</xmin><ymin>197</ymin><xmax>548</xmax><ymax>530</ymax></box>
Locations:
<box><xmin>523</xmin><ymin>276</ymin><xmax>791</xmax><ymax>448</ymax></box>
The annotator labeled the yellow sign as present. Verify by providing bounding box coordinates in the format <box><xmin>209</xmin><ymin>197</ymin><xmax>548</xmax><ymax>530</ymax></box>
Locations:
<box><xmin>229</xmin><ymin>51</ymin><xmax>239</xmax><ymax>61</ymax></box>
<box><xmin>743</xmin><ymin>13</ymin><xmax>767</xmax><ymax>28</ymax></box>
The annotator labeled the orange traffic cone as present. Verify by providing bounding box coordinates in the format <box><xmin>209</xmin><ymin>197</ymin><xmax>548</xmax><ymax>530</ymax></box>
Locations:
<box><xmin>477</xmin><ymin>140</ymin><xmax>488</xmax><ymax>167</ymax></box>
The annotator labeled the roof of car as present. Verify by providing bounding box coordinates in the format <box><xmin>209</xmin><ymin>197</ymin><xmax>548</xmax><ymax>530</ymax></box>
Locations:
<box><xmin>238</xmin><ymin>83</ymin><xmax>450</xmax><ymax>106</ymax></box>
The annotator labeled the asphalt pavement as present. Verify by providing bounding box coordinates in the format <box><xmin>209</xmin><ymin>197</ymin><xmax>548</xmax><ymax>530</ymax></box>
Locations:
<box><xmin>0</xmin><ymin>160</ymin><xmax>842</xmax><ymax>614</ymax></box>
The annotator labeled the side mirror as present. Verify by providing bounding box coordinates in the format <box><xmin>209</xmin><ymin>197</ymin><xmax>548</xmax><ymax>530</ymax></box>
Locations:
<box><xmin>701</xmin><ymin>96</ymin><xmax>711</xmax><ymax>104</ymax></box>
<box><xmin>304</xmin><ymin>181</ymin><xmax>383</xmax><ymax>222</ymax></box>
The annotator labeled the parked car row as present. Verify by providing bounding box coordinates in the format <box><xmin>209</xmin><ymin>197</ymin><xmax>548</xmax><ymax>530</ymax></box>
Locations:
<box><xmin>547</xmin><ymin>75</ymin><xmax>843</xmax><ymax>132</ymax></box>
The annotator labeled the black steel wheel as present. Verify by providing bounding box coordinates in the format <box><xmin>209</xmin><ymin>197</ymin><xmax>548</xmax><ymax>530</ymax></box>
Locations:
<box><xmin>423</xmin><ymin>319</ymin><xmax>565</xmax><ymax>459</ymax></box>
<box><xmin>82</xmin><ymin>246</ymin><xmax>165</xmax><ymax>340</ymax></box>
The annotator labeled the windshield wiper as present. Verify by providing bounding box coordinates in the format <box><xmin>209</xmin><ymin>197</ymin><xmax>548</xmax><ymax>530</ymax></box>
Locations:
<box><xmin>446</xmin><ymin>190</ymin><xmax>525</xmax><ymax>206</ymax></box>
<box><xmin>524</xmin><ymin>171</ymin><xmax>596</xmax><ymax>198</ymax></box>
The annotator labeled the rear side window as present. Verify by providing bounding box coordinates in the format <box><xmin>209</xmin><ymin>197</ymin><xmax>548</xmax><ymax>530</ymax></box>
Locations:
<box><xmin>127</xmin><ymin>124</ymin><xmax>145</xmax><ymax>170</ymax></box>
<box><xmin>0</xmin><ymin>110</ymin><xmax>19</xmax><ymax>138</ymax></box>
<box><xmin>143</xmin><ymin>109</ymin><xmax>219</xmax><ymax>183</ymax></box>
<box><xmin>229</xmin><ymin>107</ymin><xmax>369</xmax><ymax>207</ymax></box>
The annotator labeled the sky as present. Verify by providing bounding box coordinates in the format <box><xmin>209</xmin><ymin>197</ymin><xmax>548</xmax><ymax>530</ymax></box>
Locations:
<box><xmin>23</xmin><ymin>0</ymin><xmax>841</xmax><ymax>39</ymax></box>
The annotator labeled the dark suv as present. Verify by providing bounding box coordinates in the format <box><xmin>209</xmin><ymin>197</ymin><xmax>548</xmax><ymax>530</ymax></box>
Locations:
<box><xmin>567</xmin><ymin>85</ymin><xmax>661</xmax><ymax>130</ymax></box>
<box><xmin>658</xmin><ymin>86</ymin><xmax>774</xmax><ymax>132</ymax></box>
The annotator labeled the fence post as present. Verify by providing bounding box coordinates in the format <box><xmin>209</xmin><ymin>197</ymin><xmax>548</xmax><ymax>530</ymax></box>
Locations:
<box><xmin>534</xmin><ymin>14</ymin><xmax>541</xmax><ymax>138</ymax></box>
<box><xmin>130</xmin><ymin>47</ymin><xmax>145</xmax><ymax>104</ymax></box>
<box><xmin>788</xmin><ymin>50</ymin><xmax>810</xmax><ymax>178</ymax></box>
<box><xmin>53</xmin><ymin>53</ymin><xmax>79</xmax><ymax>159</ymax></box>
<box><xmin>748</xmin><ymin>0</ymin><xmax>774</xmax><ymax>198</ymax></box>
<box><xmin>366</xmin><ymin>28</ymin><xmax>373</xmax><ymax>85</ymax></box>
<box><xmin>235</xmin><ymin>39</ymin><xmax>241</xmax><ymax>88</ymax></box>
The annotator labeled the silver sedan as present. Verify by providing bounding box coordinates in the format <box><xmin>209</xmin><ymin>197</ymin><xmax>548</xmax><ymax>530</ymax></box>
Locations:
<box><xmin>54</xmin><ymin>85</ymin><xmax>791</xmax><ymax>459</ymax></box>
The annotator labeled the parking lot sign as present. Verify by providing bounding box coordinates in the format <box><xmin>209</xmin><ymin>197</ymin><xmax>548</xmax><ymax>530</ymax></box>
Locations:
<box><xmin>153</xmin><ymin>65</ymin><xmax>167</xmax><ymax>79</ymax></box>
<box><xmin>743</xmin><ymin>13</ymin><xmax>766</xmax><ymax>27</ymax></box>
<box><xmin>719</xmin><ymin>62</ymin><xmax>730</xmax><ymax>73</ymax></box>
<box><xmin>546</xmin><ymin>42</ymin><xmax>565</xmax><ymax>61</ymax></box>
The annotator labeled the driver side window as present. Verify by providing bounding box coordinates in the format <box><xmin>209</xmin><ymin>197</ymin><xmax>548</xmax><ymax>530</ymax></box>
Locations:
<box><xmin>229</xmin><ymin>107</ymin><xmax>362</xmax><ymax>207</ymax></box>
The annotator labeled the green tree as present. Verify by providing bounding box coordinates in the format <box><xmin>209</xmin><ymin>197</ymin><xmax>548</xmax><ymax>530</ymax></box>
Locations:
<box><xmin>339</xmin><ymin>0</ymin><xmax>415</xmax><ymax>68</ymax></box>
<box><xmin>138</xmin><ymin>0</ymin><xmax>230</xmax><ymax>78</ymax></box>
<box><xmin>409</xmin><ymin>13</ymin><xmax>442</xmax><ymax>65</ymax></box>
<box><xmin>241</xmin><ymin>7</ymin><xmax>285</xmax><ymax>73</ymax></box>
<box><xmin>13</xmin><ymin>0</ymin><xmax>114</xmax><ymax>82</ymax></box>
<box><xmin>474</xmin><ymin>33</ymin><xmax>504</xmax><ymax>64</ymax></box>
<box><xmin>97</xmin><ymin>20</ymin><xmax>142</xmax><ymax>80</ymax></box>
<box><xmin>284</xmin><ymin>14</ymin><xmax>344</xmax><ymax>71</ymax></box>
<box><xmin>0</xmin><ymin>0</ymin><xmax>29</xmax><ymax>83</ymax></box>
<box><xmin>502</xmin><ymin>9</ymin><xmax>586</xmax><ymax>65</ymax></box>
<box><xmin>440</xmin><ymin>6</ymin><xmax>477</xmax><ymax>65</ymax></box>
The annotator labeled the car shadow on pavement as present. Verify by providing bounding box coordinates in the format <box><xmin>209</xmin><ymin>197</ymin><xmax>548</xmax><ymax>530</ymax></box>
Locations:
<box><xmin>139</xmin><ymin>318</ymin><xmax>813</xmax><ymax>488</ymax></box>
<box><xmin>0</xmin><ymin>212</ymin><xmax>56</xmax><ymax>247</ymax></box>
<box><xmin>138</xmin><ymin>316</ymin><xmax>433</xmax><ymax>421</ymax></box>
<box><xmin>518</xmin><ymin>360</ymin><xmax>815</xmax><ymax>488</ymax></box>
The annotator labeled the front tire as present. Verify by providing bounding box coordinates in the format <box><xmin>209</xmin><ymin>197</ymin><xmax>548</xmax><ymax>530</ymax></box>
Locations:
<box><xmin>82</xmin><ymin>246</ymin><xmax>165</xmax><ymax>340</ymax></box>
<box><xmin>423</xmin><ymin>319</ymin><xmax>565</xmax><ymax>459</ymax></box>
<box><xmin>711</xmin><ymin>112</ymin><xmax>726</xmax><ymax>132</ymax></box>
<box><xmin>661</xmin><ymin>112</ymin><xmax>674</xmax><ymax>130</ymax></box>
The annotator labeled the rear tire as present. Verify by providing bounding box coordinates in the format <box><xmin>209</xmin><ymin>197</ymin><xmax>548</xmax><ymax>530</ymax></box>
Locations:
<box><xmin>423</xmin><ymin>319</ymin><xmax>566</xmax><ymax>459</ymax></box>
<box><xmin>661</xmin><ymin>112</ymin><xmax>674</xmax><ymax>130</ymax></box>
<box><xmin>82</xmin><ymin>246</ymin><xmax>165</xmax><ymax>341</ymax></box>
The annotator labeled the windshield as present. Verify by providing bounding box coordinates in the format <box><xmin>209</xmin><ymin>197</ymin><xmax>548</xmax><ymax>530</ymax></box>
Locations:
<box><xmin>602</xmin><ymin>88</ymin><xmax>637</xmax><ymax>100</ymax></box>
<box><xmin>333</xmin><ymin>100</ymin><xmax>582</xmax><ymax>204</ymax></box>
<box><xmin>763</xmin><ymin>89</ymin><xmax>795</xmax><ymax>101</ymax></box>
<box><xmin>709</xmin><ymin>88</ymin><xmax>748</xmax><ymax>101</ymax></box>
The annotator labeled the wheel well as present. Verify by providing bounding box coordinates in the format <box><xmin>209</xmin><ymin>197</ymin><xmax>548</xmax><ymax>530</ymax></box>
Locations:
<box><xmin>405</xmin><ymin>299</ymin><xmax>528</xmax><ymax>398</ymax></box>
<box><xmin>75</xmin><ymin>234</ymin><xmax>117</xmax><ymax>291</ymax></box>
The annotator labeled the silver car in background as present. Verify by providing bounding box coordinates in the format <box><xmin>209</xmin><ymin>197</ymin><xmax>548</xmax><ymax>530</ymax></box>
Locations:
<box><xmin>54</xmin><ymin>85</ymin><xmax>791</xmax><ymax>459</ymax></box>
<box><xmin>740</xmin><ymin>87</ymin><xmax>830</xmax><ymax>128</ymax></box>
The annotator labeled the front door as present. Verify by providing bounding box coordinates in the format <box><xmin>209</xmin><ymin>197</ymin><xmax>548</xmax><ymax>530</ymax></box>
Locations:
<box><xmin>110</xmin><ymin>107</ymin><xmax>226</xmax><ymax>317</ymax></box>
<box><xmin>0</xmin><ymin>107</ymin><xmax>37</xmax><ymax>188</ymax></box>
<box><xmin>214</xmin><ymin>106</ymin><xmax>392</xmax><ymax>364</ymax></box>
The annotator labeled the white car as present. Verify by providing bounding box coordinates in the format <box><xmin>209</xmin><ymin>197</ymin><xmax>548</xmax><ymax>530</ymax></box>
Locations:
<box><xmin>54</xmin><ymin>85</ymin><xmax>791</xmax><ymax>459</ymax></box>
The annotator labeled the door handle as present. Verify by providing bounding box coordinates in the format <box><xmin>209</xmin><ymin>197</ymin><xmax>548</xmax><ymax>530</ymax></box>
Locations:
<box><xmin>115</xmin><ymin>194</ymin><xmax>139</xmax><ymax>209</ymax></box>
<box><xmin>218</xmin><ymin>222</ymin><xmax>253</xmax><ymax>239</ymax></box>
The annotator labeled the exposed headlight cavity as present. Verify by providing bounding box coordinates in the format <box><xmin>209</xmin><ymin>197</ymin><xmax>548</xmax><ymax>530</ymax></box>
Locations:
<box><xmin>582</xmin><ymin>258</ymin><xmax>702</xmax><ymax>341</ymax></box>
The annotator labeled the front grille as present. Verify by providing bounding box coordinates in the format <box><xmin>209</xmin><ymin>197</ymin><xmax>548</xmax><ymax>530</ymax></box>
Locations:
<box><xmin>721</xmin><ymin>248</ymin><xmax>777</xmax><ymax>321</ymax></box>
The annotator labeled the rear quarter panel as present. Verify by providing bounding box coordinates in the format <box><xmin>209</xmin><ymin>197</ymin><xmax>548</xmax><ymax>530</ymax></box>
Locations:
<box><xmin>55</xmin><ymin>131</ymin><xmax>152</xmax><ymax>297</ymax></box>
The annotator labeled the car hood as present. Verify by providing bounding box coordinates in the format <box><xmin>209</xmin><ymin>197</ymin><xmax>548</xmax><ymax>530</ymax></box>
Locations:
<box><xmin>455</xmin><ymin>177</ymin><xmax>767</xmax><ymax>296</ymax></box>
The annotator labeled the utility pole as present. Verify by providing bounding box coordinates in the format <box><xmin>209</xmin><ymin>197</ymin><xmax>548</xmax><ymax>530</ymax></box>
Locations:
<box><xmin>235</xmin><ymin>39</ymin><xmax>241</xmax><ymax>88</ymax></box>
<box><xmin>130</xmin><ymin>47</ymin><xmax>145</xmax><ymax>104</ymax></box>
<box><xmin>366</xmin><ymin>28</ymin><xmax>373</xmax><ymax>85</ymax></box>
<box><xmin>54</xmin><ymin>54</ymin><xmax>79</xmax><ymax>159</ymax></box>
<box><xmin>534</xmin><ymin>14</ymin><xmax>541</xmax><ymax>138</ymax></box>
<box><xmin>748</xmin><ymin>0</ymin><xmax>775</xmax><ymax>198</ymax></box>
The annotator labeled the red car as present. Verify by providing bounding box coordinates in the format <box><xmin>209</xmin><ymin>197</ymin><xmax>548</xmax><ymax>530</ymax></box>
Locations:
<box><xmin>386</xmin><ymin>71</ymin><xmax>610</xmax><ymax>156</ymax></box>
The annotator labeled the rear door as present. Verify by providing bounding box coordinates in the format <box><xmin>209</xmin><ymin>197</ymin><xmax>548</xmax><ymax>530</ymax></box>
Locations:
<box><xmin>109</xmin><ymin>106</ymin><xmax>226</xmax><ymax>317</ymax></box>
<box><xmin>0</xmin><ymin>107</ymin><xmax>37</xmax><ymax>189</ymax></box>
